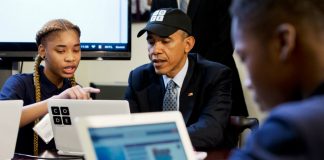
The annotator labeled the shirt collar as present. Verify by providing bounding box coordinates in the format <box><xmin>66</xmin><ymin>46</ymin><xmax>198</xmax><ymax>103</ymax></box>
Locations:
<box><xmin>39</xmin><ymin>66</ymin><xmax>71</xmax><ymax>94</ymax></box>
<box><xmin>163</xmin><ymin>58</ymin><xmax>188</xmax><ymax>88</ymax></box>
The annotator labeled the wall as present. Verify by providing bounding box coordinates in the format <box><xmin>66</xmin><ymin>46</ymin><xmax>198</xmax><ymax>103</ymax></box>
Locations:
<box><xmin>233</xmin><ymin>53</ymin><xmax>268</xmax><ymax>121</ymax></box>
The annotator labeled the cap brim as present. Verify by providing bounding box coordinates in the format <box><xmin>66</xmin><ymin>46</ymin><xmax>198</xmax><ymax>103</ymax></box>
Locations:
<box><xmin>137</xmin><ymin>23</ymin><xmax>178</xmax><ymax>37</ymax></box>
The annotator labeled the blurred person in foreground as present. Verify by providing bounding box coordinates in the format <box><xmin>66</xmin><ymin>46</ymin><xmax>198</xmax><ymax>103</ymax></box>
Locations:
<box><xmin>229</xmin><ymin>0</ymin><xmax>324</xmax><ymax>159</ymax></box>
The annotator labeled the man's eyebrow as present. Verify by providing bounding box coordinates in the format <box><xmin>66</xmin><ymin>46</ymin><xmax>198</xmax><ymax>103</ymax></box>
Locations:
<box><xmin>146</xmin><ymin>35</ymin><xmax>153</xmax><ymax>40</ymax></box>
<box><xmin>161</xmin><ymin>35</ymin><xmax>170</xmax><ymax>39</ymax></box>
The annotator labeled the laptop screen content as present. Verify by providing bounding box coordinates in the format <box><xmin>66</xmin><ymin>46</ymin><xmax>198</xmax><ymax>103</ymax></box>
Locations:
<box><xmin>89</xmin><ymin>122</ymin><xmax>187</xmax><ymax>160</ymax></box>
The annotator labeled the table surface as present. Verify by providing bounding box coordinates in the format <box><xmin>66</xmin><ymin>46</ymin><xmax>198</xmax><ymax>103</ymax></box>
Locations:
<box><xmin>14</xmin><ymin>149</ymin><xmax>231</xmax><ymax>160</ymax></box>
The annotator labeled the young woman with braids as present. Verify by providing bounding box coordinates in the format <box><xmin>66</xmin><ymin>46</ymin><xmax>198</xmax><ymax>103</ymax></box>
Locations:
<box><xmin>0</xmin><ymin>19</ymin><xmax>100</xmax><ymax>155</ymax></box>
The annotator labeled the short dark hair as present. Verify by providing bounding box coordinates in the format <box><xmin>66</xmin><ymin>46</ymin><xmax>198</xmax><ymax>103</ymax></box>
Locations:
<box><xmin>230</xmin><ymin>0</ymin><xmax>324</xmax><ymax>39</ymax></box>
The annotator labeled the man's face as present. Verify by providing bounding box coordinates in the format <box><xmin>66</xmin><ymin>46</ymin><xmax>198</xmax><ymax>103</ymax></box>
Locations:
<box><xmin>146</xmin><ymin>30</ymin><xmax>194</xmax><ymax>78</ymax></box>
<box><xmin>231</xmin><ymin>18</ymin><xmax>296</xmax><ymax>111</ymax></box>
<box><xmin>40</xmin><ymin>30</ymin><xmax>81</xmax><ymax>83</ymax></box>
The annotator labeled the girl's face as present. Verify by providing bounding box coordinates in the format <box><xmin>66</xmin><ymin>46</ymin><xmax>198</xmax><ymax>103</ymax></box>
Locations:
<box><xmin>39</xmin><ymin>30</ymin><xmax>81</xmax><ymax>86</ymax></box>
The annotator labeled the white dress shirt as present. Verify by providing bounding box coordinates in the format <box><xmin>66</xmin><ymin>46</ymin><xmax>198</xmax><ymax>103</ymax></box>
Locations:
<box><xmin>163</xmin><ymin>58</ymin><xmax>189</xmax><ymax>110</ymax></box>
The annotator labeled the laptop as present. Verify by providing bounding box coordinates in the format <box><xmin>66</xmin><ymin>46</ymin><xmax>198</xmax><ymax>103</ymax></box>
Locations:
<box><xmin>75</xmin><ymin>111</ymin><xmax>196</xmax><ymax>160</ymax></box>
<box><xmin>47</xmin><ymin>99</ymin><xmax>130</xmax><ymax>155</ymax></box>
<box><xmin>0</xmin><ymin>100</ymin><xmax>23</xmax><ymax>160</ymax></box>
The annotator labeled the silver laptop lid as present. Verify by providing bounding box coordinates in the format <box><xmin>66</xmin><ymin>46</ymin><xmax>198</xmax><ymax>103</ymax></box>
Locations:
<box><xmin>76</xmin><ymin>111</ymin><xmax>196</xmax><ymax>160</ymax></box>
<box><xmin>47</xmin><ymin>99</ymin><xmax>130</xmax><ymax>154</ymax></box>
<box><xmin>0</xmin><ymin>100</ymin><xmax>23</xmax><ymax>159</ymax></box>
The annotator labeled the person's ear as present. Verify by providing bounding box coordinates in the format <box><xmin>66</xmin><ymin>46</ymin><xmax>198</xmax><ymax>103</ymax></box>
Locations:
<box><xmin>38</xmin><ymin>44</ymin><xmax>46</xmax><ymax>59</ymax></box>
<box><xmin>184</xmin><ymin>36</ymin><xmax>195</xmax><ymax>54</ymax></box>
<box><xmin>276</xmin><ymin>23</ymin><xmax>296</xmax><ymax>62</ymax></box>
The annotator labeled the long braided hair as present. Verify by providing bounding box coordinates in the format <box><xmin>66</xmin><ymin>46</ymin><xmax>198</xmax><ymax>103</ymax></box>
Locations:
<box><xmin>32</xmin><ymin>19</ymin><xmax>80</xmax><ymax>155</ymax></box>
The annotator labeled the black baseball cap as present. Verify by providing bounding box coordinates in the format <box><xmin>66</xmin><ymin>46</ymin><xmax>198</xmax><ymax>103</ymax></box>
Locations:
<box><xmin>137</xmin><ymin>8</ymin><xmax>192</xmax><ymax>37</ymax></box>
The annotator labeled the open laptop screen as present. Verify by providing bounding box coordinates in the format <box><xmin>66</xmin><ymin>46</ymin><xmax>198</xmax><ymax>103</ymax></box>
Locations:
<box><xmin>89</xmin><ymin>122</ymin><xmax>187</xmax><ymax>160</ymax></box>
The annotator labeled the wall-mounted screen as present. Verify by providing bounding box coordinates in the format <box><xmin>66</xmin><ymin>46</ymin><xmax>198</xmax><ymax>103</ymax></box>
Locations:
<box><xmin>0</xmin><ymin>0</ymin><xmax>131</xmax><ymax>61</ymax></box>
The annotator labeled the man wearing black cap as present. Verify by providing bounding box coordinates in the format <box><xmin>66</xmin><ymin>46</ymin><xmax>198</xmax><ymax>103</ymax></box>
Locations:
<box><xmin>150</xmin><ymin>0</ymin><xmax>249</xmax><ymax>118</ymax></box>
<box><xmin>125</xmin><ymin>8</ymin><xmax>234</xmax><ymax>150</ymax></box>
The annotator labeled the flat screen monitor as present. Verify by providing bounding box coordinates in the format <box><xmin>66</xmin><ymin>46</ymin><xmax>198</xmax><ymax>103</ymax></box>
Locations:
<box><xmin>0</xmin><ymin>0</ymin><xmax>131</xmax><ymax>61</ymax></box>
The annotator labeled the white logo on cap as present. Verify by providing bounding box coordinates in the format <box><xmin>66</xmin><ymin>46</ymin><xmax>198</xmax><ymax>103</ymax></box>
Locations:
<box><xmin>150</xmin><ymin>10</ymin><xmax>167</xmax><ymax>22</ymax></box>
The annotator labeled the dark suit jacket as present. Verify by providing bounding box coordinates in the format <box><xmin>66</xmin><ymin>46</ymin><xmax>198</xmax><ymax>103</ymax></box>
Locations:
<box><xmin>151</xmin><ymin>0</ymin><xmax>248</xmax><ymax>117</ymax></box>
<box><xmin>230</xmin><ymin>96</ymin><xmax>324</xmax><ymax>160</ymax></box>
<box><xmin>230</xmin><ymin>84</ymin><xmax>324</xmax><ymax>160</ymax></box>
<box><xmin>125</xmin><ymin>53</ymin><xmax>233</xmax><ymax>150</ymax></box>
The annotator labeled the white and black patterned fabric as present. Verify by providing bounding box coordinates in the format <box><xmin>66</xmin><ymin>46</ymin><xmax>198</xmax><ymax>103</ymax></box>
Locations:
<box><xmin>163</xmin><ymin>80</ymin><xmax>178</xmax><ymax>111</ymax></box>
